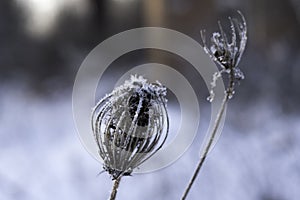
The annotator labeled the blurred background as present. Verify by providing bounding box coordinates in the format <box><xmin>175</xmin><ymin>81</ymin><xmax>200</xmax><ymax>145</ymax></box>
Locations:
<box><xmin>0</xmin><ymin>0</ymin><xmax>300</xmax><ymax>199</ymax></box>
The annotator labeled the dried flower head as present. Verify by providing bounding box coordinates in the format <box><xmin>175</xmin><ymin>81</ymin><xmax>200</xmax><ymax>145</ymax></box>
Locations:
<box><xmin>91</xmin><ymin>75</ymin><xmax>169</xmax><ymax>180</ymax></box>
<box><xmin>201</xmin><ymin>11</ymin><xmax>247</xmax><ymax>101</ymax></box>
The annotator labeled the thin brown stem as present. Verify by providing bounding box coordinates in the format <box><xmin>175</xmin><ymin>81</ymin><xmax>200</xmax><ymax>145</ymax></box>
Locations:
<box><xmin>181</xmin><ymin>88</ymin><xmax>231</xmax><ymax>200</ymax></box>
<box><xmin>109</xmin><ymin>177</ymin><xmax>122</xmax><ymax>200</ymax></box>
<box><xmin>181</xmin><ymin>10</ymin><xmax>246</xmax><ymax>200</ymax></box>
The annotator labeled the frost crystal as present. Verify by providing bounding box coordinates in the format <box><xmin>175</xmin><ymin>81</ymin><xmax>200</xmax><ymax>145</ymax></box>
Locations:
<box><xmin>201</xmin><ymin>11</ymin><xmax>247</xmax><ymax>101</ymax></box>
<box><xmin>91</xmin><ymin>75</ymin><xmax>169</xmax><ymax>180</ymax></box>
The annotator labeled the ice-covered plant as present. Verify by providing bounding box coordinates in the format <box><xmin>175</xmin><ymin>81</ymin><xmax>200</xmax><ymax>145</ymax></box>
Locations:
<box><xmin>181</xmin><ymin>11</ymin><xmax>247</xmax><ymax>199</ymax></box>
<box><xmin>203</xmin><ymin>11</ymin><xmax>247</xmax><ymax>102</ymax></box>
<box><xmin>91</xmin><ymin>75</ymin><xmax>169</xmax><ymax>200</ymax></box>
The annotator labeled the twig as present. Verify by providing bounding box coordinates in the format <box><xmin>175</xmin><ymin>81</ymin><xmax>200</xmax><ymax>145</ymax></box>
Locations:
<box><xmin>181</xmin><ymin>91</ymin><xmax>229</xmax><ymax>200</ymax></box>
<box><xmin>109</xmin><ymin>177</ymin><xmax>122</xmax><ymax>200</ymax></box>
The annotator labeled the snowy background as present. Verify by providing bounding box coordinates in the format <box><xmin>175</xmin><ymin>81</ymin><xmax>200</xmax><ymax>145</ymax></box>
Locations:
<box><xmin>1</xmin><ymin>0</ymin><xmax>300</xmax><ymax>200</ymax></box>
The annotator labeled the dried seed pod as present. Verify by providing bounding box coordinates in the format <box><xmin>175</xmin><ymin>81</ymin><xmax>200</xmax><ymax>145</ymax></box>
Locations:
<box><xmin>92</xmin><ymin>75</ymin><xmax>169</xmax><ymax>180</ymax></box>
<box><xmin>201</xmin><ymin>11</ymin><xmax>247</xmax><ymax>73</ymax></box>
<box><xmin>201</xmin><ymin>11</ymin><xmax>247</xmax><ymax>101</ymax></box>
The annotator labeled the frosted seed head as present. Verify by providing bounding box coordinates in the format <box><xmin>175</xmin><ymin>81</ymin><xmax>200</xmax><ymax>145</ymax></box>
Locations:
<box><xmin>201</xmin><ymin>11</ymin><xmax>247</xmax><ymax>101</ymax></box>
<box><xmin>91</xmin><ymin>75</ymin><xmax>169</xmax><ymax>180</ymax></box>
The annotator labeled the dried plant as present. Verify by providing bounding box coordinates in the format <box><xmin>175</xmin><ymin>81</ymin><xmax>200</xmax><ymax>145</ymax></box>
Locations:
<box><xmin>202</xmin><ymin>10</ymin><xmax>247</xmax><ymax>102</ymax></box>
<box><xmin>181</xmin><ymin>11</ymin><xmax>247</xmax><ymax>200</ymax></box>
<box><xmin>91</xmin><ymin>75</ymin><xmax>169</xmax><ymax>200</ymax></box>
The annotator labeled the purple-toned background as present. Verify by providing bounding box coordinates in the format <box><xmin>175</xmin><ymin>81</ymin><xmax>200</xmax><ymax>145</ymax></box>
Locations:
<box><xmin>1</xmin><ymin>0</ymin><xmax>300</xmax><ymax>199</ymax></box>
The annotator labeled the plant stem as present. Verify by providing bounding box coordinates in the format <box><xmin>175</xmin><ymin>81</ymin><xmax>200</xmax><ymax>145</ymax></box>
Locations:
<box><xmin>181</xmin><ymin>91</ymin><xmax>229</xmax><ymax>200</ymax></box>
<box><xmin>109</xmin><ymin>177</ymin><xmax>122</xmax><ymax>200</ymax></box>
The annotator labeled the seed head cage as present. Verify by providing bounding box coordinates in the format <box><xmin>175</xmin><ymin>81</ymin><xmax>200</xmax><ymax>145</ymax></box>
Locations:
<box><xmin>91</xmin><ymin>75</ymin><xmax>169</xmax><ymax>180</ymax></box>
<box><xmin>201</xmin><ymin>11</ymin><xmax>247</xmax><ymax>79</ymax></box>
<box><xmin>201</xmin><ymin>11</ymin><xmax>247</xmax><ymax>101</ymax></box>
